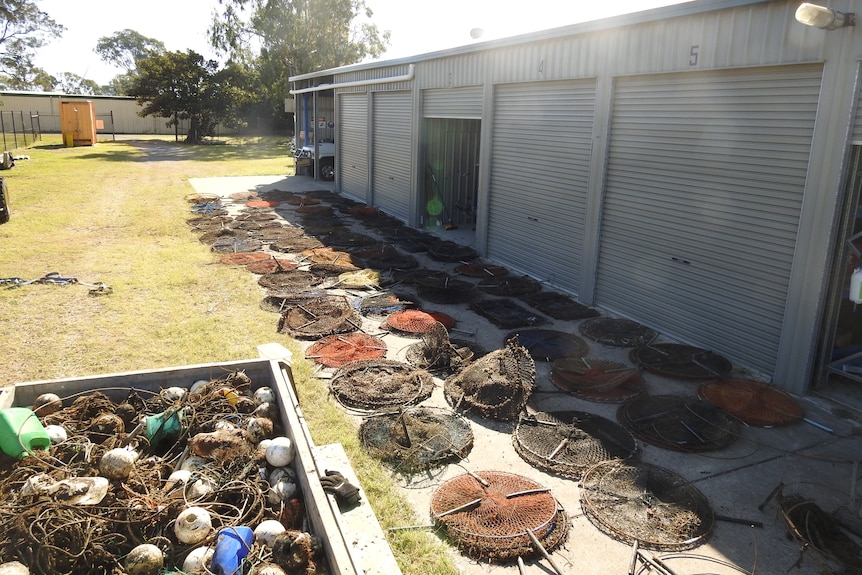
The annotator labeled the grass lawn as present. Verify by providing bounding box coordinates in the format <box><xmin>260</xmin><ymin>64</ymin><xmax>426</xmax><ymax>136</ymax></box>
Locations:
<box><xmin>0</xmin><ymin>134</ymin><xmax>458</xmax><ymax>575</ymax></box>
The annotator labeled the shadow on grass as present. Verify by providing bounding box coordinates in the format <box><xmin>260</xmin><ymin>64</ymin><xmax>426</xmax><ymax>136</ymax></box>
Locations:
<box><xmin>129</xmin><ymin>140</ymin><xmax>288</xmax><ymax>163</ymax></box>
<box><xmin>31</xmin><ymin>143</ymin><xmax>67</xmax><ymax>150</ymax></box>
<box><xmin>44</xmin><ymin>139</ymin><xmax>292</xmax><ymax>163</ymax></box>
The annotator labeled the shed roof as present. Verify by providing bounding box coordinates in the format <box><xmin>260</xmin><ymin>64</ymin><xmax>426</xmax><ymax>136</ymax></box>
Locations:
<box><xmin>289</xmin><ymin>0</ymin><xmax>770</xmax><ymax>82</ymax></box>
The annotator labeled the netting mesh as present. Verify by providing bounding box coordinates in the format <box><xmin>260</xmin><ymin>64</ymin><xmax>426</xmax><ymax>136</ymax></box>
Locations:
<box><xmin>264</xmin><ymin>227</ymin><xmax>305</xmax><ymax>242</ymax></box>
<box><xmin>277</xmin><ymin>295</ymin><xmax>361</xmax><ymax>339</ymax></box>
<box><xmin>218</xmin><ymin>251</ymin><xmax>272</xmax><ymax>265</ymax></box>
<box><xmin>352</xmin><ymin>245</ymin><xmax>420</xmax><ymax>270</ymax></box>
<box><xmin>430</xmin><ymin>471</ymin><xmax>569</xmax><ymax>562</ymax></box>
<box><xmin>309</xmin><ymin>261</ymin><xmax>362</xmax><ymax>276</ymax></box>
<box><xmin>335</xmin><ymin>269</ymin><xmax>382</xmax><ymax>289</ymax></box>
<box><xmin>384</xmin><ymin>309</ymin><xmax>448</xmax><ymax>334</ymax></box>
<box><xmin>513</xmin><ymin>411</ymin><xmax>637</xmax><ymax>479</ymax></box>
<box><xmin>550</xmin><ymin>357</ymin><xmax>646</xmax><ymax>403</ymax></box>
<box><xmin>698</xmin><ymin>378</ymin><xmax>803</xmax><ymax>427</ymax></box>
<box><xmin>455</xmin><ymin>263</ymin><xmax>508</xmax><ymax>278</ymax></box>
<box><xmin>359</xmin><ymin>407</ymin><xmax>474</xmax><ymax>472</ymax></box>
<box><xmin>287</xmin><ymin>195</ymin><xmax>320</xmax><ymax>206</ymax></box>
<box><xmin>329</xmin><ymin>359</ymin><xmax>434</xmax><ymax>411</ymax></box>
<box><xmin>469</xmin><ymin>299</ymin><xmax>545</xmax><ymax>329</ymax></box>
<box><xmin>257</xmin><ymin>269</ymin><xmax>325</xmax><ymax>291</ymax></box>
<box><xmin>322</xmin><ymin>229</ymin><xmax>378</xmax><ymax>249</ymax></box>
<box><xmin>416</xmin><ymin>278</ymin><xmax>475</xmax><ymax>305</ymax></box>
<box><xmin>300</xmin><ymin>247</ymin><xmax>359</xmax><ymax>268</ymax></box>
<box><xmin>518</xmin><ymin>292</ymin><xmax>601</xmax><ymax>321</ymax></box>
<box><xmin>306</xmin><ymin>333</ymin><xmax>388</xmax><ymax>367</ymax></box>
<box><xmin>235</xmin><ymin>209</ymin><xmax>277</xmax><ymax>221</ymax></box>
<box><xmin>405</xmin><ymin>322</ymin><xmax>475</xmax><ymax>373</ymax></box>
<box><xmin>356</xmin><ymin>292</ymin><xmax>412</xmax><ymax>320</ymax></box>
<box><xmin>245</xmin><ymin>258</ymin><xmax>298</xmax><ymax>275</ymax></box>
<box><xmin>444</xmin><ymin>337</ymin><xmax>535</xmax><ymax>422</ymax></box>
<box><xmin>294</xmin><ymin>204</ymin><xmax>332</xmax><ymax>216</ymax></box>
<box><xmin>259</xmin><ymin>289</ymin><xmax>327</xmax><ymax>313</ymax></box>
<box><xmin>551</xmin><ymin>357</ymin><xmax>639</xmax><ymax>393</ymax></box>
<box><xmin>478</xmin><ymin>276</ymin><xmax>542</xmax><ymax>297</ymax></box>
<box><xmin>187</xmin><ymin>215</ymin><xmax>232</xmax><ymax>231</ymax></box>
<box><xmin>579</xmin><ymin>317</ymin><xmax>659</xmax><ymax>347</ymax></box>
<box><xmin>427</xmin><ymin>240</ymin><xmax>478</xmax><ymax>262</ymax></box>
<box><xmin>777</xmin><ymin>487</ymin><xmax>862</xmax><ymax>573</ymax></box>
<box><xmin>270</xmin><ymin>236</ymin><xmax>325</xmax><ymax>253</ymax></box>
<box><xmin>549</xmin><ymin>368</ymin><xmax>645</xmax><ymax>403</ymax></box>
<box><xmin>391</xmin><ymin>268</ymin><xmax>450</xmax><ymax>286</ymax></box>
<box><xmin>210</xmin><ymin>237</ymin><xmax>263</xmax><ymax>253</ymax></box>
<box><xmin>629</xmin><ymin>344</ymin><xmax>732</xmax><ymax>380</ymax></box>
<box><xmin>506</xmin><ymin>329</ymin><xmax>589</xmax><ymax>362</ymax></box>
<box><xmin>617</xmin><ymin>395</ymin><xmax>739</xmax><ymax>452</ymax></box>
<box><xmin>228</xmin><ymin>219</ymin><xmax>283</xmax><ymax>232</ymax></box>
<box><xmin>246</xmin><ymin>199</ymin><xmax>280</xmax><ymax>208</ymax></box>
<box><xmin>580</xmin><ymin>460</ymin><xmax>714</xmax><ymax>551</ymax></box>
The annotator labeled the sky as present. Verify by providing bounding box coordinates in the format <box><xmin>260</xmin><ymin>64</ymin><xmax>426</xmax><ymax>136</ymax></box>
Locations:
<box><xmin>33</xmin><ymin>0</ymin><xmax>689</xmax><ymax>86</ymax></box>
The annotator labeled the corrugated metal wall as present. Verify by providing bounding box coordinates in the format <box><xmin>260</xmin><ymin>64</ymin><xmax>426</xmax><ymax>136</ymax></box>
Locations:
<box><xmin>304</xmin><ymin>0</ymin><xmax>861</xmax><ymax>391</ymax></box>
<box><xmin>338</xmin><ymin>93</ymin><xmax>369</xmax><ymax>203</ymax></box>
<box><xmin>371</xmin><ymin>92</ymin><xmax>413</xmax><ymax>221</ymax></box>
<box><xmin>0</xmin><ymin>93</ymin><xmax>198</xmax><ymax>135</ymax></box>
<box><xmin>596</xmin><ymin>64</ymin><xmax>823</xmax><ymax>375</ymax></box>
<box><xmin>404</xmin><ymin>2</ymin><xmax>821</xmax><ymax>89</ymax></box>
<box><xmin>423</xmin><ymin>86</ymin><xmax>483</xmax><ymax>119</ymax></box>
<box><xmin>486</xmin><ymin>79</ymin><xmax>595</xmax><ymax>294</ymax></box>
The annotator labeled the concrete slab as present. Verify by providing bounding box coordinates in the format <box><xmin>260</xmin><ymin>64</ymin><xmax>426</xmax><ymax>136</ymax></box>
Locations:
<box><xmin>191</xmin><ymin>174</ymin><xmax>862</xmax><ymax>575</ymax></box>
<box><xmin>313</xmin><ymin>442</ymin><xmax>403</xmax><ymax>575</ymax></box>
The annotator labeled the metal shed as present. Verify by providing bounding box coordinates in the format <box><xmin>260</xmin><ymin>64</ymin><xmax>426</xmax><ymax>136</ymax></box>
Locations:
<box><xmin>289</xmin><ymin>0</ymin><xmax>862</xmax><ymax>405</ymax></box>
<box><xmin>0</xmin><ymin>91</ymin><xmax>219</xmax><ymax>136</ymax></box>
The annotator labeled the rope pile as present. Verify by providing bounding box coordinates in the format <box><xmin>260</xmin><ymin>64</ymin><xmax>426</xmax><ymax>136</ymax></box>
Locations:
<box><xmin>0</xmin><ymin>371</ymin><xmax>319</xmax><ymax>575</ymax></box>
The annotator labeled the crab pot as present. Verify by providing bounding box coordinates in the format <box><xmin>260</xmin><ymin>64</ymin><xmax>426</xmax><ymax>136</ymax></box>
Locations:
<box><xmin>0</xmin><ymin>357</ymin><xmax>361</xmax><ymax>575</ymax></box>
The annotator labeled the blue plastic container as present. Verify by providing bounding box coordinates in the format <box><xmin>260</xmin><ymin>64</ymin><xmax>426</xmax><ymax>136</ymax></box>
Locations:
<box><xmin>210</xmin><ymin>526</ymin><xmax>254</xmax><ymax>575</ymax></box>
<box><xmin>0</xmin><ymin>407</ymin><xmax>51</xmax><ymax>459</ymax></box>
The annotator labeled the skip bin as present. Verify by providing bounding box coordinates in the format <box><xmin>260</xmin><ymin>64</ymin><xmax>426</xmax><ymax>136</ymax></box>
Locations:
<box><xmin>0</xmin><ymin>357</ymin><xmax>360</xmax><ymax>575</ymax></box>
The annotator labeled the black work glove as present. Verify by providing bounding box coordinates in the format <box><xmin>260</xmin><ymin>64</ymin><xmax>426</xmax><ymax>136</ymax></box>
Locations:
<box><xmin>319</xmin><ymin>469</ymin><xmax>361</xmax><ymax>509</ymax></box>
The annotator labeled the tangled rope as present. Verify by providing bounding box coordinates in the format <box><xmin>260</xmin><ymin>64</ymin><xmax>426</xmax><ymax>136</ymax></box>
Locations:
<box><xmin>1</xmin><ymin>272</ymin><xmax>112</xmax><ymax>296</ymax></box>
<box><xmin>0</xmin><ymin>370</ymin><xmax>302</xmax><ymax>575</ymax></box>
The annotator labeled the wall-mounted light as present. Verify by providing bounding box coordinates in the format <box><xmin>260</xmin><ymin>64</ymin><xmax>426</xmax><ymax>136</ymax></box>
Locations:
<box><xmin>795</xmin><ymin>3</ymin><xmax>856</xmax><ymax>30</ymax></box>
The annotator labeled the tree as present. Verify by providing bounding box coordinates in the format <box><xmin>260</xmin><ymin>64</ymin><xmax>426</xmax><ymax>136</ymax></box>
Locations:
<box><xmin>95</xmin><ymin>30</ymin><xmax>166</xmax><ymax>95</ymax></box>
<box><xmin>53</xmin><ymin>72</ymin><xmax>100</xmax><ymax>95</ymax></box>
<box><xmin>128</xmin><ymin>50</ymin><xmax>254</xmax><ymax>144</ymax></box>
<box><xmin>208</xmin><ymin>0</ymin><xmax>389</xmax><ymax>131</ymax></box>
<box><xmin>95</xmin><ymin>29</ymin><xmax>166</xmax><ymax>74</ymax></box>
<box><xmin>0</xmin><ymin>0</ymin><xmax>65</xmax><ymax>90</ymax></box>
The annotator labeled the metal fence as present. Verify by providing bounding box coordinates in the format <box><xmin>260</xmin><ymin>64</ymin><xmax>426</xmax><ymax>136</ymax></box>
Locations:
<box><xmin>0</xmin><ymin>110</ymin><xmax>41</xmax><ymax>152</ymax></box>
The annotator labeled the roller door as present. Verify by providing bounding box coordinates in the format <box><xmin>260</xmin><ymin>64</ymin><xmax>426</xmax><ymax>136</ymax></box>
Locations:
<box><xmin>487</xmin><ymin>79</ymin><xmax>596</xmax><ymax>294</ymax></box>
<box><xmin>372</xmin><ymin>91</ymin><xmax>413</xmax><ymax>222</ymax></box>
<box><xmin>338</xmin><ymin>92</ymin><xmax>369</xmax><ymax>203</ymax></box>
<box><xmin>595</xmin><ymin>64</ymin><xmax>823</xmax><ymax>375</ymax></box>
